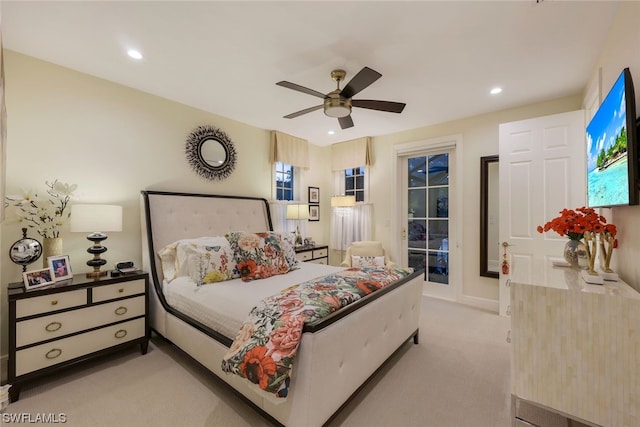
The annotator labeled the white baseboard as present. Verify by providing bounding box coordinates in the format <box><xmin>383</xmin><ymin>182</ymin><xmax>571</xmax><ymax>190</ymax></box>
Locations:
<box><xmin>458</xmin><ymin>294</ymin><xmax>499</xmax><ymax>313</ymax></box>
<box><xmin>421</xmin><ymin>292</ymin><xmax>499</xmax><ymax>314</ymax></box>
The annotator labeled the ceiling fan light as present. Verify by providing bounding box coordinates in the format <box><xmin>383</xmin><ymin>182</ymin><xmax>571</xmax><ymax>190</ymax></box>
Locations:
<box><xmin>325</xmin><ymin>105</ymin><xmax>351</xmax><ymax>118</ymax></box>
<box><xmin>324</xmin><ymin>97</ymin><xmax>351</xmax><ymax>118</ymax></box>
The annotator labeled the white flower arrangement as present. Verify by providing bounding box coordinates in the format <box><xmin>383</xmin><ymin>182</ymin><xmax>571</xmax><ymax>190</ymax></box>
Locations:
<box><xmin>5</xmin><ymin>180</ymin><xmax>78</xmax><ymax>238</ymax></box>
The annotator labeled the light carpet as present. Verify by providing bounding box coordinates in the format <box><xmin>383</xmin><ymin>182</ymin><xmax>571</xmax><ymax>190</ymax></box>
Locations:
<box><xmin>4</xmin><ymin>297</ymin><xmax>511</xmax><ymax>427</ymax></box>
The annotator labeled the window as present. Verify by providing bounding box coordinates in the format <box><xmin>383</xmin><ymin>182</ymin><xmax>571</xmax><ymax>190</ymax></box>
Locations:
<box><xmin>275</xmin><ymin>162</ymin><xmax>294</xmax><ymax>201</ymax></box>
<box><xmin>345</xmin><ymin>167</ymin><xmax>365</xmax><ymax>202</ymax></box>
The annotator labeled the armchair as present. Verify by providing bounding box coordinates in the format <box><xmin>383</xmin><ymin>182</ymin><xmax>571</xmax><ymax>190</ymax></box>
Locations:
<box><xmin>340</xmin><ymin>241</ymin><xmax>396</xmax><ymax>268</ymax></box>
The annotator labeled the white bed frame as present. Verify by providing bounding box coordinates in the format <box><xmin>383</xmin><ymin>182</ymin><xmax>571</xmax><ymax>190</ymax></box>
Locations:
<box><xmin>140</xmin><ymin>191</ymin><xmax>422</xmax><ymax>427</ymax></box>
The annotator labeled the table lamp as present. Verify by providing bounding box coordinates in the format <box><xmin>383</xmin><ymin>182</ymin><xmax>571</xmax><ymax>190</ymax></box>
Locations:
<box><xmin>70</xmin><ymin>204</ymin><xmax>123</xmax><ymax>278</ymax></box>
<box><xmin>286</xmin><ymin>203</ymin><xmax>310</xmax><ymax>246</ymax></box>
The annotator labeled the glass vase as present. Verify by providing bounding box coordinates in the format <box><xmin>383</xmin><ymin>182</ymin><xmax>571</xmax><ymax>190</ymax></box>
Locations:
<box><xmin>564</xmin><ymin>239</ymin><xmax>588</xmax><ymax>269</ymax></box>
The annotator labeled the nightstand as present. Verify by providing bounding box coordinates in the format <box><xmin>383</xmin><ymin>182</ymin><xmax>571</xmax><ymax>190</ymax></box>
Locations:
<box><xmin>294</xmin><ymin>245</ymin><xmax>328</xmax><ymax>264</ymax></box>
<box><xmin>5</xmin><ymin>272</ymin><xmax>149</xmax><ymax>402</ymax></box>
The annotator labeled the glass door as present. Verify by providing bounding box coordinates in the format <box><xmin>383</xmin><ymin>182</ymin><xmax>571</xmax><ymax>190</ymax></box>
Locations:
<box><xmin>406</xmin><ymin>152</ymin><xmax>451</xmax><ymax>293</ymax></box>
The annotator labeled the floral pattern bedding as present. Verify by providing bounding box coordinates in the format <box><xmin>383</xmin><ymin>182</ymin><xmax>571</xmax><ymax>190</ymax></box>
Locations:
<box><xmin>221</xmin><ymin>266</ymin><xmax>412</xmax><ymax>398</ymax></box>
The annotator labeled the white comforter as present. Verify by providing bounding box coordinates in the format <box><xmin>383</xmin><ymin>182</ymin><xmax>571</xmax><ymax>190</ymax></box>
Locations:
<box><xmin>162</xmin><ymin>262</ymin><xmax>344</xmax><ymax>338</ymax></box>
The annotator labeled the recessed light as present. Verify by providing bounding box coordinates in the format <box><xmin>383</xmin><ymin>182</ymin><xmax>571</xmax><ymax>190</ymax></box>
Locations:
<box><xmin>127</xmin><ymin>49</ymin><xmax>143</xmax><ymax>60</ymax></box>
<box><xmin>328</xmin><ymin>130</ymin><xmax>335</xmax><ymax>135</ymax></box>
<box><xmin>490</xmin><ymin>87</ymin><xmax>502</xmax><ymax>95</ymax></box>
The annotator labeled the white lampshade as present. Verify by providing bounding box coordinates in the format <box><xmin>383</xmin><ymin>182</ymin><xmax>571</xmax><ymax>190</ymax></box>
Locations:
<box><xmin>331</xmin><ymin>195</ymin><xmax>356</xmax><ymax>208</ymax></box>
<box><xmin>70</xmin><ymin>204</ymin><xmax>123</xmax><ymax>232</ymax></box>
<box><xmin>286</xmin><ymin>204</ymin><xmax>310</xmax><ymax>220</ymax></box>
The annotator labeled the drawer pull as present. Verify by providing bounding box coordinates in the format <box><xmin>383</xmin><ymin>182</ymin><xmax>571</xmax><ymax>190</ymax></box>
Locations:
<box><xmin>506</xmin><ymin>330</ymin><xmax>512</xmax><ymax>344</ymax></box>
<box><xmin>45</xmin><ymin>321</ymin><xmax>62</xmax><ymax>332</ymax></box>
<box><xmin>115</xmin><ymin>306</ymin><xmax>128</xmax><ymax>316</ymax></box>
<box><xmin>505</xmin><ymin>279</ymin><xmax>511</xmax><ymax>288</ymax></box>
<box><xmin>506</xmin><ymin>305</ymin><xmax>511</xmax><ymax>316</ymax></box>
<box><xmin>51</xmin><ymin>300</ymin><xmax>58</xmax><ymax>306</ymax></box>
<box><xmin>118</xmin><ymin>288</ymin><xmax>124</xmax><ymax>293</ymax></box>
<box><xmin>115</xmin><ymin>329</ymin><xmax>128</xmax><ymax>339</ymax></box>
<box><xmin>45</xmin><ymin>348</ymin><xmax>62</xmax><ymax>360</ymax></box>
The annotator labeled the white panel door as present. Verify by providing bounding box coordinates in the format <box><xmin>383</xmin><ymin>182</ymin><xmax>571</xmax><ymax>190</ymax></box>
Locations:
<box><xmin>498</xmin><ymin>110</ymin><xmax>586</xmax><ymax>316</ymax></box>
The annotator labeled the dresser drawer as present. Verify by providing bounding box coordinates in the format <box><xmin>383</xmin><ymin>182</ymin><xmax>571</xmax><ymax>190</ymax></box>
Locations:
<box><xmin>15</xmin><ymin>318</ymin><xmax>146</xmax><ymax>376</ymax></box>
<box><xmin>296</xmin><ymin>251</ymin><xmax>312</xmax><ymax>262</ymax></box>
<box><xmin>312</xmin><ymin>248</ymin><xmax>327</xmax><ymax>259</ymax></box>
<box><xmin>309</xmin><ymin>258</ymin><xmax>328</xmax><ymax>265</ymax></box>
<box><xmin>93</xmin><ymin>279</ymin><xmax>145</xmax><ymax>303</ymax></box>
<box><xmin>16</xmin><ymin>296</ymin><xmax>145</xmax><ymax>347</ymax></box>
<box><xmin>15</xmin><ymin>290</ymin><xmax>87</xmax><ymax>319</ymax></box>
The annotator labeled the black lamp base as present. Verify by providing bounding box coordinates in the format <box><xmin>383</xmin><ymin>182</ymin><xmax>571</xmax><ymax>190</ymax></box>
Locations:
<box><xmin>85</xmin><ymin>232</ymin><xmax>108</xmax><ymax>278</ymax></box>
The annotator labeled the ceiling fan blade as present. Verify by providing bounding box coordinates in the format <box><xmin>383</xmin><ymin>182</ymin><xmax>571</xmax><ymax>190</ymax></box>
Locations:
<box><xmin>276</xmin><ymin>81</ymin><xmax>326</xmax><ymax>99</ymax></box>
<box><xmin>340</xmin><ymin>67</ymin><xmax>382</xmax><ymax>99</ymax></box>
<box><xmin>352</xmin><ymin>99</ymin><xmax>406</xmax><ymax>113</ymax></box>
<box><xmin>338</xmin><ymin>115</ymin><xmax>354</xmax><ymax>129</ymax></box>
<box><xmin>283</xmin><ymin>104</ymin><xmax>323</xmax><ymax>119</ymax></box>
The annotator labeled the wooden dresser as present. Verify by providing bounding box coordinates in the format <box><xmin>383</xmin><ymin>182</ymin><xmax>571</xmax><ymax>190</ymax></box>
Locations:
<box><xmin>6</xmin><ymin>272</ymin><xmax>149</xmax><ymax>402</ymax></box>
<box><xmin>294</xmin><ymin>245</ymin><xmax>328</xmax><ymax>264</ymax></box>
<box><xmin>511</xmin><ymin>267</ymin><xmax>640</xmax><ymax>426</ymax></box>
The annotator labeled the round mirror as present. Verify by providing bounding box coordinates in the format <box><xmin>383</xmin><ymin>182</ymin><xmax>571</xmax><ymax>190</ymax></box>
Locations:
<box><xmin>200</xmin><ymin>138</ymin><xmax>227</xmax><ymax>167</ymax></box>
<box><xmin>9</xmin><ymin>237</ymin><xmax>43</xmax><ymax>267</ymax></box>
<box><xmin>186</xmin><ymin>125</ymin><xmax>237</xmax><ymax>180</ymax></box>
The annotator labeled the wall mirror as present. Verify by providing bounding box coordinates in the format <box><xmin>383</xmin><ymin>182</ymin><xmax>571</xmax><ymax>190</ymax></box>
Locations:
<box><xmin>185</xmin><ymin>124</ymin><xmax>237</xmax><ymax>180</ymax></box>
<box><xmin>480</xmin><ymin>155</ymin><xmax>499</xmax><ymax>278</ymax></box>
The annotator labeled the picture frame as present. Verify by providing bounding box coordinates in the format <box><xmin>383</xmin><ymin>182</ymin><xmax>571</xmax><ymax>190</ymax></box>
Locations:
<box><xmin>308</xmin><ymin>186</ymin><xmax>320</xmax><ymax>204</ymax></box>
<box><xmin>48</xmin><ymin>255</ymin><xmax>73</xmax><ymax>281</ymax></box>
<box><xmin>308</xmin><ymin>204</ymin><xmax>320</xmax><ymax>221</ymax></box>
<box><xmin>23</xmin><ymin>267</ymin><xmax>55</xmax><ymax>290</ymax></box>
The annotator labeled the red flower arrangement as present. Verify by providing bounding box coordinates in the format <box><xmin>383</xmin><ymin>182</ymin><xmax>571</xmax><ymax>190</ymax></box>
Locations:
<box><xmin>536</xmin><ymin>207</ymin><xmax>617</xmax><ymax>243</ymax></box>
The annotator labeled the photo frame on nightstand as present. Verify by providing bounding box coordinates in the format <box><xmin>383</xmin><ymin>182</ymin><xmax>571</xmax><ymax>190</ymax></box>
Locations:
<box><xmin>48</xmin><ymin>255</ymin><xmax>73</xmax><ymax>281</ymax></box>
<box><xmin>23</xmin><ymin>267</ymin><xmax>55</xmax><ymax>289</ymax></box>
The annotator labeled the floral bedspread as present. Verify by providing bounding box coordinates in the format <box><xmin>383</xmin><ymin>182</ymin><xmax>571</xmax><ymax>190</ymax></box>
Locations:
<box><xmin>221</xmin><ymin>266</ymin><xmax>412</xmax><ymax>398</ymax></box>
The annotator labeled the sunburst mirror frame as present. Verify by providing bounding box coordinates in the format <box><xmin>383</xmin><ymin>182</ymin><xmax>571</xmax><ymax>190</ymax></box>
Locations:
<box><xmin>185</xmin><ymin>124</ymin><xmax>237</xmax><ymax>181</ymax></box>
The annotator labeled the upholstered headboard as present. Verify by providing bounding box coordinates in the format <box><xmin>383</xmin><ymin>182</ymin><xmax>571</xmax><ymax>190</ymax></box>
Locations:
<box><xmin>140</xmin><ymin>190</ymin><xmax>272</xmax><ymax>287</ymax></box>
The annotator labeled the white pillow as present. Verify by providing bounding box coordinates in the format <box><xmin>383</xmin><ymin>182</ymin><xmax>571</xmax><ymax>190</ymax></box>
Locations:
<box><xmin>158</xmin><ymin>237</ymin><xmax>238</xmax><ymax>283</ymax></box>
<box><xmin>351</xmin><ymin>255</ymin><xmax>386</xmax><ymax>268</ymax></box>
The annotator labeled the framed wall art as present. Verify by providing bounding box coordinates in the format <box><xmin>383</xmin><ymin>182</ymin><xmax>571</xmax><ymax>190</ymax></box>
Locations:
<box><xmin>308</xmin><ymin>204</ymin><xmax>320</xmax><ymax>221</ymax></box>
<box><xmin>308</xmin><ymin>187</ymin><xmax>320</xmax><ymax>204</ymax></box>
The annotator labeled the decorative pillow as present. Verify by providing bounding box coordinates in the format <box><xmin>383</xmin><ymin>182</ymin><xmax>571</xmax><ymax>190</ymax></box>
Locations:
<box><xmin>176</xmin><ymin>239</ymin><xmax>239</xmax><ymax>286</ymax></box>
<box><xmin>281</xmin><ymin>232</ymin><xmax>300</xmax><ymax>271</ymax></box>
<box><xmin>226</xmin><ymin>231</ymin><xmax>291</xmax><ymax>281</ymax></box>
<box><xmin>351</xmin><ymin>255</ymin><xmax>386</xmax><ymax>268</ymax></box>
<box><xmin>158</xmin><ymin>237</ymin><xmax>238</xmax><ymax>284</ymax></box>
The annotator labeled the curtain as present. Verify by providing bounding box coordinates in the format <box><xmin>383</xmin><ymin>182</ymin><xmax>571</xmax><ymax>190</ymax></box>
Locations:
<box><xmin>268</xmin><ymin>200</ymin><xmax>308</xmax><ymax>240</ymax></box>
<box><xmin>329</xmin><ymin>203</ymin><xmax>372</xmax><ymax>251</ymax></box>
<box><xmin>269</xmin><ymin>131</ymin><xmax>309</xmax><ymax>168</ymax></box>
<box><xmin>331</xmin><ymin>137</ymin><xmax>372</xmax><ymax>171</ymax></box>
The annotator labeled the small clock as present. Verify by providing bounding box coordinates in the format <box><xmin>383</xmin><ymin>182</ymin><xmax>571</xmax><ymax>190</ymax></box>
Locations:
<box><xmin>9</xmin><ymin>228</ymin><xmax>42</xmax><ymax>272</ymax></box>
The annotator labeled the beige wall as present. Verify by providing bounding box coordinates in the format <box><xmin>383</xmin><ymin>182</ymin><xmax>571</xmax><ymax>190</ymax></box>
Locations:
<box><xmin>585</xmin><ymin>1</ymin><xmax>640</xmax><ymax>292</ymax></box>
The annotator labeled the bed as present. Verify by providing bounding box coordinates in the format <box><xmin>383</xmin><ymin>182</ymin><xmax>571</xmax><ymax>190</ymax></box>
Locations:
<box><xmin>140</xmin><ymin>190</ymin><xmax>423</xmax><ymax>427</ymax></box>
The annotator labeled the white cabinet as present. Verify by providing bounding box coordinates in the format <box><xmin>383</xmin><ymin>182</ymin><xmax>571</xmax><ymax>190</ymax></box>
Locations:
<box><xmin>511</xmin><ymin>267</ymin><xmax>640</xmax><ymax>426</ymax></box>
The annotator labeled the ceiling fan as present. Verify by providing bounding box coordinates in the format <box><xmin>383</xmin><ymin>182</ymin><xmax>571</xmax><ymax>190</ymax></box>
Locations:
<box><xmin>276</xmin><ymin>67</ymin><xmax>406</xmax><ymax>129</ymax></box>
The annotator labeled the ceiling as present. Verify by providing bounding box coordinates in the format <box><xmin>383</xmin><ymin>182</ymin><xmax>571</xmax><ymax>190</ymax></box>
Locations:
<box><xmin>1</xmin><ymin>1</ymin><xmax>620</xmax><ymax>146</ymax></box>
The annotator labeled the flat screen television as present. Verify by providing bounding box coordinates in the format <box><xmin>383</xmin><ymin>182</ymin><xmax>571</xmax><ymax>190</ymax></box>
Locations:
<box><xmin>586</xmin><ymin>68</ymin><xmax>638</xmax><ymax>207</ymax></box>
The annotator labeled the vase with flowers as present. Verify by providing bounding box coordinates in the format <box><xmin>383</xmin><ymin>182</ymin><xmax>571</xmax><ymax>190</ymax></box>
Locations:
<box><xmin>537</xmin><ymin>207</ymin><xmax>616</xmax><ymax>271</ymax></box>
<box><xmin>6</xmin><ymin>180</ymin><xmax>77</xmax><ymax>266</ymax></box>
